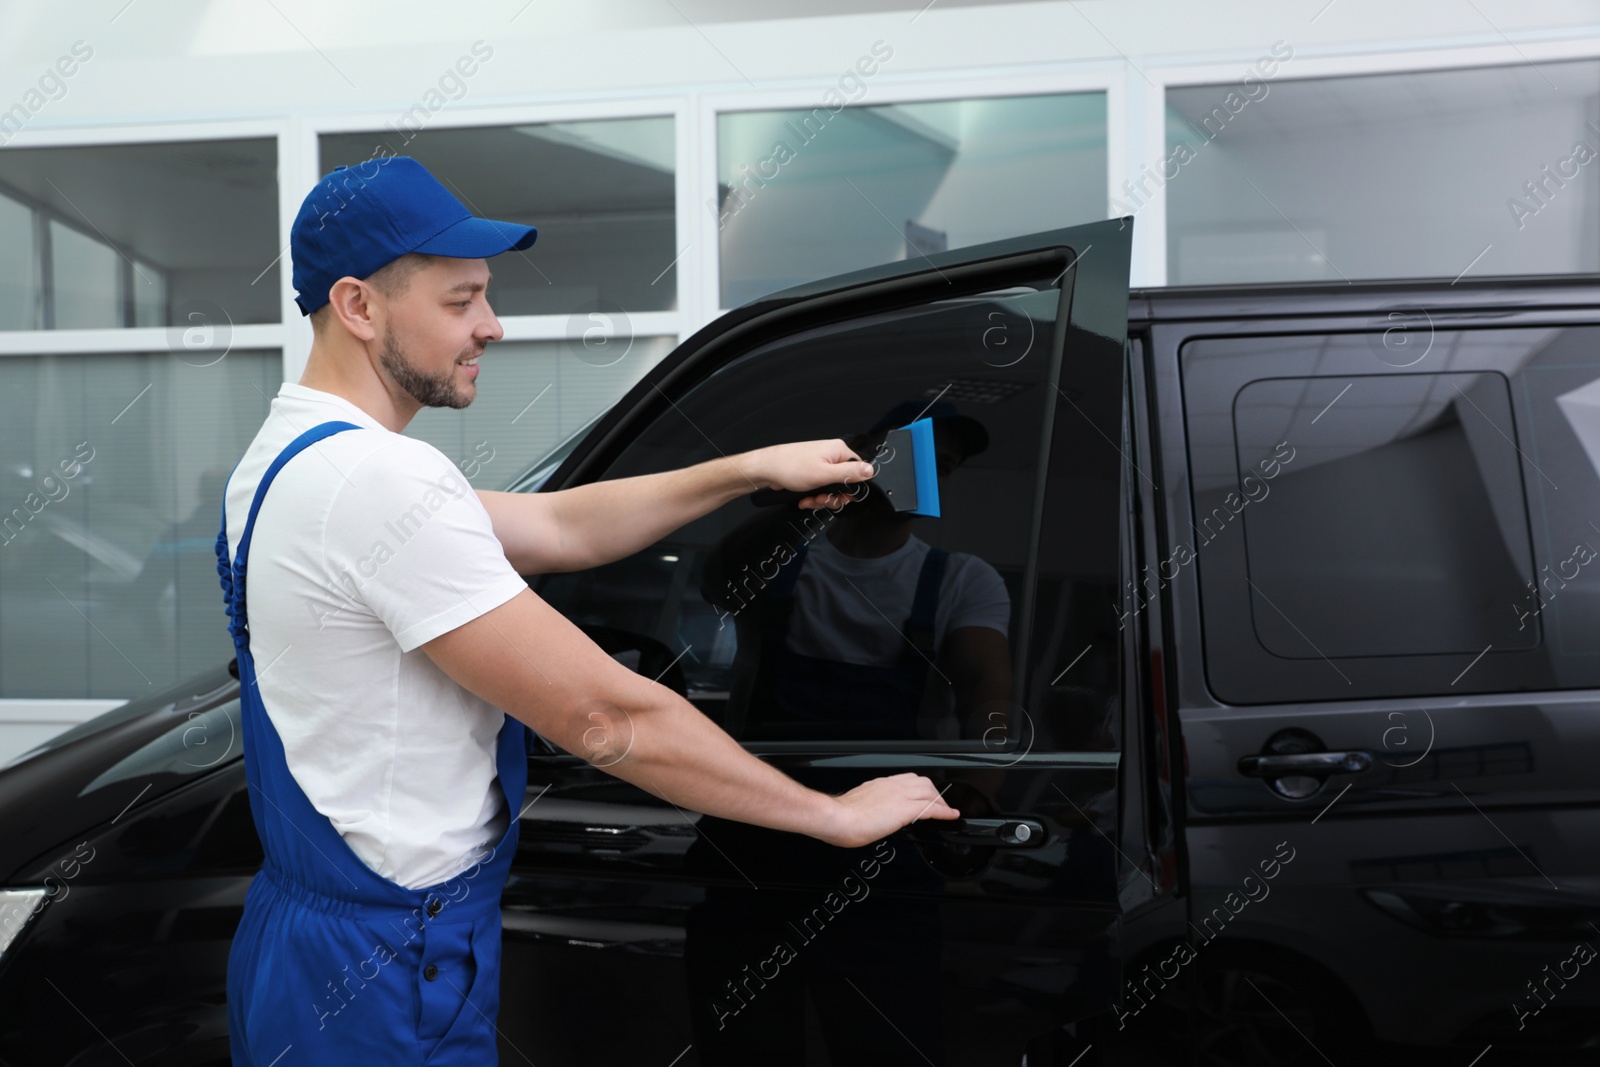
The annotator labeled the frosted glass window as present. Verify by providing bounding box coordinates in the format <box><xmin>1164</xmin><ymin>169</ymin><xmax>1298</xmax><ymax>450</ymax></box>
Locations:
<box><xmin>0</xmin><ymin>138</ymin><xmax>279</xmax><ymax>329</ymax></box>
<box><xmin>1166</xmin><ymin>61</ymin><xmax>1600</xmax><ymax>284</ymax></box>
<box><xmin>132</xmin><ymin>261</ymin><xmax>166</xmax><ymax>327</ymax></box>
<box><xmin>50</xmin><ymin>221</ymin><xmax>121</xmax><ymax>329</ymax></box>
<box><xmin>0</xmin><ymin>193</ymin><xmax>35</xmax><ymax>330</ymax></box>
<box><xmin>321</xmin><ymin>118</ymin><xmax>677</xmax><ymax>317</ymax></box>
<box><xmin>717</xmin><ymin>93</ymin><xmax>1107</xmax><ymax>307</ymax></box>
<box><xmin>403</xmin><ymin>336</ymin><xmax>677</xmax><ymax>489</ymax></box>
<box><xmin>0</xmin><ymin>336</ymin><xmax>669</xmax><ymax>699</ymax></box>
<box><xmin>0</xmin><ymin>349</ymin><xmax>281</xmax><ymax>698</ymax></box>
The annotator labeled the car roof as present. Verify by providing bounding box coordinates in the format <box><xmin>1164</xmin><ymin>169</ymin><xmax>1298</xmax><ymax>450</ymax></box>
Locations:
<box><xmin>1128</xmin><ymin>272</ymin><xmax>1600</xmax><ymax>323</ymax></box>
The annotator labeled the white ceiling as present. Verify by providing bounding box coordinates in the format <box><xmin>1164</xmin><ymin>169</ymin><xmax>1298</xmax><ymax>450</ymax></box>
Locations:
<box><xmin>1</xmin><ymin>1</ymin><xmax>1598</xmax><ymax>131</ymax></box>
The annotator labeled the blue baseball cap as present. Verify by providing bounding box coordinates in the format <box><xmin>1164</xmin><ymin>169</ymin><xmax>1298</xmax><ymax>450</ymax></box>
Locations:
<box><xmin>290</xmin><ymin>156</ymin><xmax>537</xmax><ymax>316</ymax></box>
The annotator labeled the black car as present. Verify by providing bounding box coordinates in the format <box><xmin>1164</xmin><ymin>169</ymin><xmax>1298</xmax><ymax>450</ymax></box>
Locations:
<box><xmin>1</xmin><ymin>217</ymin><xmax>1596</xmax><ymax>1065</ymax></box>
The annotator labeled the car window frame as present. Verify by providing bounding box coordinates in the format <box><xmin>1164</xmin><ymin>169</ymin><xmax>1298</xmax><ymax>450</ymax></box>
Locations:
<box><xmin>526</xmin><ymin>222</ymin><xmax>1133</xmax><ymax>756</ymax></box>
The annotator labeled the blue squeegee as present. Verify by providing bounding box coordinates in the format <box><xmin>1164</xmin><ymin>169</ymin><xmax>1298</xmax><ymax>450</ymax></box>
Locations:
<box><xmin>884</xmin><ymin>418</ymin><xmax>940</xmax><ymax>517</ymax></box>
<box><xmin>749</xmin><ymin>416</ymin><xmax>939</xmax><ymax>515</ymax></box>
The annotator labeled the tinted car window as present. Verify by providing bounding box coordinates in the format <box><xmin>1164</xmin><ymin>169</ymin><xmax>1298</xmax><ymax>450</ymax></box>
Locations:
<box><xmin>1234</xmin><ymin>372</ymin><xmax>1534</xmax><ymax>659</ymax></box>
<box><xmin>1184</xmin><ymin>327</ymin><xmax>1600</xmax><ymax>702</ymax></box>
<box><xmin>537</xmin><ymin>282</ymin><xmax>1068</xmax><ymax>747</ymax></box>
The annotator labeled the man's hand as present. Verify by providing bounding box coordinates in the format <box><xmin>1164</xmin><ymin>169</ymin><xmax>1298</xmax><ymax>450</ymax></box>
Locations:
<box><xmin>755</xmin><ymin>439</ymin><xmax>877</xmax><ymax>511</ymax></box>
<box><xmin>820</xmin><ymin>772</ymin><xmax>961</xmax><ymax>848</ymax></box>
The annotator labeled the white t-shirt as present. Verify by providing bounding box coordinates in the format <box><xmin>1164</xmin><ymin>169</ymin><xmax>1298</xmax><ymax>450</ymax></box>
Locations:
<box><xmin>223</xmin><ymin>383</ymin><xmax>529</xmax><ymax>890</ymax></box>
<box><xmin>784</xmin><ymin>531</ymin><xmax>1011</xmax><ymax>664</ymax></box>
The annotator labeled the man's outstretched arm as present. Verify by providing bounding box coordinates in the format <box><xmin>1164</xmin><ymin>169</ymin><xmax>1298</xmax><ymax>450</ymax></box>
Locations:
<box><xmin>476</xmin><ymin>439</ymin><xmax>875</xmax><ymax>574</ymax></box>
<box><xmin>420</xmin><ymin>586</ymin><xmax>959</xmax><ymax>846</ymax></box>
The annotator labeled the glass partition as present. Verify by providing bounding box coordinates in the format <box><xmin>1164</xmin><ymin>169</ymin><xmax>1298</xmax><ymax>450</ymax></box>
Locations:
<box><xmin>0</xmin><ymin>349</ymin><xmax>280</xmax><ymax>697</ymax></box>
<box><xmin>403</xmin><ymin>336</ymin><xmax>677</xmax><ymax>489</ymax></box>
<box><xmin>50</xmin><ymin>220</ymin><xmax>122</xmax><ymax>330</ymax></box>
<box><xmin>0</xmin><ymin>139</ymin><xmax>280</xmax><ymax>329</ymax></box>
<box><xmin>1165</xmin><ymin>60</ymin><xmax>1600</xmax><ymax>284</ymax></box>
<box><xmin>0</xmin><ymin>192</ymin><xmax>36</xmax><ymax>330</ymax></box>
<box><xmin>717</xmin><ymin>92</ymin><xmax>1108</xmax><ymax>307</ymax></box>
<box><xmin>320</xmin><ymin>118</ymin><xmax>678</xmax><ymax>318</ymax></box>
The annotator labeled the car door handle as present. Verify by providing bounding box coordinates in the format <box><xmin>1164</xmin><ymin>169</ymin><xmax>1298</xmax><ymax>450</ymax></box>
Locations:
<box><xmin>914</xmin><ymin>817</ymin><xmax>1047</xmax><ymax>848</ymax></box>
<box><xmin>1238</xmin><ymin>751</ymin><xmax>1373</xmax><ymax>777</ymax></box>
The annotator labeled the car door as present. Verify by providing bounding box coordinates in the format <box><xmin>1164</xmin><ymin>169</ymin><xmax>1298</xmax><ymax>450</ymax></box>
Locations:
<box><xmin>495</xmin><ymin>219</ymin><xmax>1155</xmax><ymax>1066</ymax></box>
<box><xmin>1149</xmin><ymin>292</ymin><xmax>1600</xmax><ymax>1060</ymax></box>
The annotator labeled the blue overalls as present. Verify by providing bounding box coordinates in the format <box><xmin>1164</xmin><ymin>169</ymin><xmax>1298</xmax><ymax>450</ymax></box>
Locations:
<box><xmin>215</xmin><ymin>420</ymin><xmax>527</xmax><ymax>1065</ymax></box>
<box><xmin>748</xmin><ymin>539</ymin><xmax>949</xmax><ymax>740</ymax></box>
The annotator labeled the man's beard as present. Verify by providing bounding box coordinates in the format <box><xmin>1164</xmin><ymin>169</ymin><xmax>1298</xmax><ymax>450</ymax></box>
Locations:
<box><xmin>379</xmin><ymin>327</ymin><xmax>476</xmax><ymax>409</ymax></box>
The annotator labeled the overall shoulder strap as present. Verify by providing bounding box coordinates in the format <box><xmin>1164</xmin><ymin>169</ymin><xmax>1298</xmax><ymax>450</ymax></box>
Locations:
<box><xmin>900</xmin><ymin>546</ymin><xmax>949</xmax><ymax>664</ymax></box>
<box><xmin>234</xmin><ymin>421</ymin><xmax>364</xmax><ymax>566</ymax></box>
<box><xmin>767</xmin><ymin>540</ymin><xmax>811</xmax><ymax>600</ymax></box>
<box><xmin>908</xmin><ymin>547</ymin><xmax>949</xmax><ymax>631</ymax></box>
<box><xmin>219</xmin><ymin>421</ymin><xmax>364</xmax><ymax>641</ymax></box>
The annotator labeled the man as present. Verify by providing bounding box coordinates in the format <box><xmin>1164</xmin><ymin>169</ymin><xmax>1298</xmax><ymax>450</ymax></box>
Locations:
<box><xmin>216</xmin><ymin>156</ymin><xmax>958</xmax><ymax>1065</ymax></box>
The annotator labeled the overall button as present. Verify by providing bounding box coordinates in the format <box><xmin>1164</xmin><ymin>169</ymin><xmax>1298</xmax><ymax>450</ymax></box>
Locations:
<box><xmin>423</xmin><ymin>963</ymin><xmax>439</xmax><ymax>981</ymax></box>
<box><xmin>425</xmin><ymin>897</ymin><xmax>442</xmax><ymax>918</ymax></box>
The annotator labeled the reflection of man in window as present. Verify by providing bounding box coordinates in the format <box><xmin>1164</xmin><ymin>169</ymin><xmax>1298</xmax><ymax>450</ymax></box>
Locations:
<box><xmin>709</xmin><ymin>400</ymin><xmax>1013</xmax><ymax>742</ymax></box>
